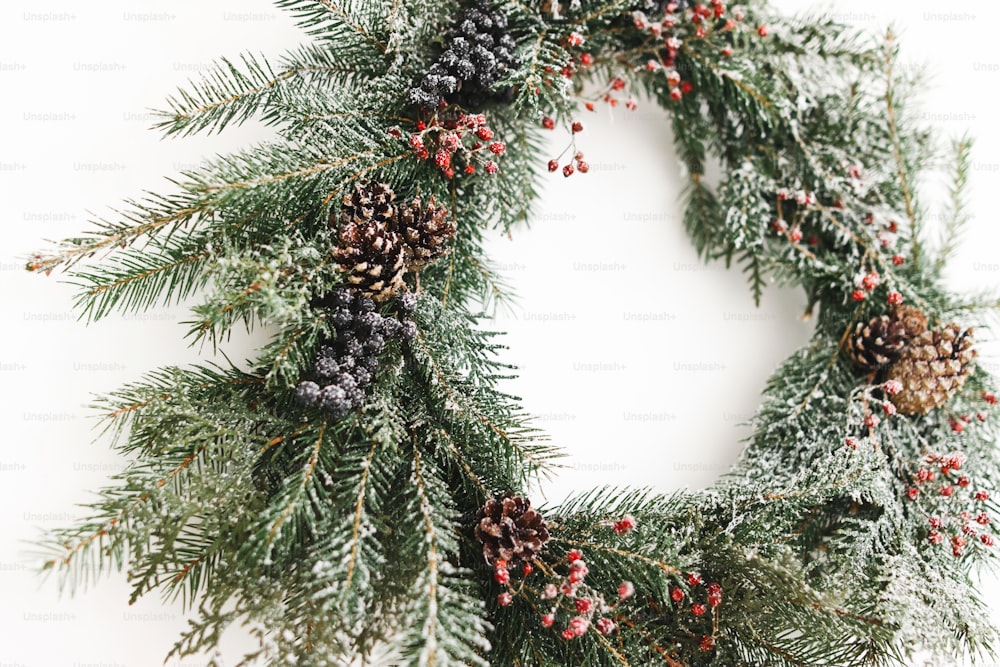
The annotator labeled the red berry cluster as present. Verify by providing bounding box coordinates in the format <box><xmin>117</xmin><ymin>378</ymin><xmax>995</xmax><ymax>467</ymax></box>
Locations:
<box><xmin>396</xmin><ymin>113</ymin><xmax>503</xmax><ymax>179</ymax></box>
<box><xmin>491</xmin><ymin>521</ymin><xmax>644</xmax><ymax>642</ymax></box>
<box><xmin>905</xmin><ymin>451</ymin><xmax>995</xmax><ymax>557</ymax></box>
<box><xmin>518</xmin><ymin>548</ymin><xmax>629</xmax><ymax>640</ymax></box>
<box><xmin>628</xmin><ymin>2</ymin><xmax>758</xmax><ymax>102</ymax></box>
<box><xmin>669</xmin><ymin>571</ymin><xmax>722</xmax><ymax>652</ymax></box>
<box><xmin>770</xmin><ymin>188</ymin><xmax>819</xmax><ymax>249</ymax></box>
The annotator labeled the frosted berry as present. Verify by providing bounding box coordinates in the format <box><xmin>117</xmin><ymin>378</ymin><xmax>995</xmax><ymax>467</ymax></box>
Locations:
<box><xmin>887</xmin><ymin>291</ymin><xmax>903</xmax><ymax>305</ymax></box>
<box><xmin>561</xmin><ymin>628</ymin><xmax>575</xmax><ymax>640</ymax></box>
<box><xmin>596</xmin><ymin>618</ymin><xmax>615</xmax><ymax>635</ymax></box>
<box><xmin>575</xmin><ymin>598</ymin><xmax>593</xmax><ymax>614</ymax></box>
<box><xmin>498</xmin><ymin>592</ymin><xmax>513</xmax><ymax>606</ymax></box>
<box><xmin>542</xmin><ymin>584</ymin><xmax>558</xmax><ymax>599</ymax></box>
<box><xmin>563</xmin><ymin>164</ymin><xmax>575</xmax><ymax>177</ymax></box>
<box><xmin>541</xmin><ymin>613</ymin><xmax>555</xmax><ymax>628</ymax></box>
<box><xmin>700</xmin><ymin>636</ymin><xmax>715</xmax><ymax>652</ymax></box>
<box><xmin>494</xmin><ymin>568</ymin><xmax>510</xmax><ymax>585</ymax></box>
<box><xmin>618</xmin><ymin>580</ymin><xmax>635</xmax><ymax>600</ymax></box>
<box><xmin>548</xmin><ymin>159</ymin><xmax>559</xmax><ymax>172</ymax></box>
<box><xmin>542</xmin><ymin>116</ymin><xmax>555</xmax><ymax>130</ymax></box>
<box><xmin>691</xmin><ymin>603</ymin><xmax>707</xmax><ymax>616</ymax></box>
<box><xmin>571</xmin><ymin>121</ymin><xmax>583</xmax><ymax>133</ymax></box>
<box><xmin>567</xmin><ymin>549</ymin><xmax>583</xmax><ymax>562</ymax></box>
<box><xmin>982</xmin><ymin>534</ymin><xmax>995</xmax><ymax>546</ymax></box>
<box><xmin>613</xmin><ymin>515</ymin><xmax>636</xmax><ymax>535</ymax></box>
<box><xmin>670</xmin><ymin>587</ymin><xmax>684</xmax><ymax>603</ymax></box>
<box><xmin>687</xmin><ymin>572</ymin><xmax>702</xmax><ymax>586</ymax></box>
<box><xmin>569</xmin><ymin>616</ymin><xmax>589</xmax><ymax>636</ymax></box>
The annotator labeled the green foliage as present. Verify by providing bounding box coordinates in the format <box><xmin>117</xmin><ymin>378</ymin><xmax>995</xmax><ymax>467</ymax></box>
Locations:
<box><xmin>31</xmin><ymin>1</ymin><xmax>1000</xmax><ymax>665</ymax></box>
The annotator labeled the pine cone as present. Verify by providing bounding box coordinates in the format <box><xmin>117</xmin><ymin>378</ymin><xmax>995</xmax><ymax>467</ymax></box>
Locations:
<box><xmin>847</xmin><ymin>315</ymin><xmax>908</xmax><ymax>370</ymax></box>
<box><xmin>887</xmin><ymin>323</ymin><xmax>976</xmax><ymax>414</ymax></box>
<box><xmin>398</xmin><ymin>196</ymin><xmax>456</xmax><ymax>269</ymax></box>
<box><xmin>892</xmin><ymin>304</ymin><xmax>928</xmax><ymax>338</ymax></box>
<box><xmin>337</xmin><ymin>181</ymin><xmax>396</xmax><ymax>229</ymax></box>
<box><xmin>474</xmin><ymin>495</ymin><xmax>550</xmax><ymax>567</ymax></box>
<box><xmin>333</xmin><ymin>183</ymin><xmax>405</xmax><ymax>301</ymax></box>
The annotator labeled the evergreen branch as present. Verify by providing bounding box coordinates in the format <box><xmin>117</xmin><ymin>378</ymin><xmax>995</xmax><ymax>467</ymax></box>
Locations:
<box><xmin>266</xmin><ymin>422</ymin><xmax>327</xmax><ymax>547</ymax></box>
<box><xmin>342</xmin><ymin>440</ymin><xmax>379</xmax><ymax>600</ymax></box>
<box><xmin>882</xmin><ymin>31</ymin><xmax>919</xmax><ymax>269</ymax></box>
<box><xmin>932</xmin><ymin>136</ymin><xmax>974</xmax><ymax>276</ymax></box>
<box><xmin>411</xmin><ymin>446</ymin><xmax>444</xmax><ymax>666</ymax></box>
<box><xmin>550</xmin><ymin>537</ymin><xmax>679</xmax><ymax>576</ymax></box>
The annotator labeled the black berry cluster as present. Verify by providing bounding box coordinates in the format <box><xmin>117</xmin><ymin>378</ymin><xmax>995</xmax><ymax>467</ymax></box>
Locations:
<box><xmin>296</xmin><ymin>289</ymin><xmax>417</xmax><ymax>419</ymax></box>
<box><xmin>408</xmin><ymin>1</ymin><xmax>518</xmax><ymax>111</ymax></box>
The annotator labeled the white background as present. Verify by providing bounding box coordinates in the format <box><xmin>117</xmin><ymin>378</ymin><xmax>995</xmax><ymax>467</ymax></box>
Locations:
<box><xmin>2</xmin><ymin>1</ymin><xmax>999</xmax><ymax>665</ymax></box>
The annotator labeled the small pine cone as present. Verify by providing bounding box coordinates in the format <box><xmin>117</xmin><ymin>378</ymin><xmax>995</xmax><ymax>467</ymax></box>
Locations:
<box><xmin>474</xmin><ymin>495</ymin><xmax>550</xmax><ymax>567</ymax></box>
<box><xmin>888</xmin><ymin>323</ymin><xmax>977</xmax><ymax>414</ymax></box>
<box><xmin>892</xmin><ymin>304</ymin><xmax>928</xmax><ymax>338</ymax></box>
<box><xmin>398</xmin><ymin>196</ymin><xmax>456</xmax><ymax>269</ymax></box>
<box><xmin>847</xmin><ymin>315</ymin><xmax>908</xmax><ymax>370</ymax></box>
<box><xmin>334</xmin><ymin>184</ymin><xmax>406</xmax><ymax>301</ymax></box>
<box><xmin>336</xmin><ymin>181</ymin><xmax>396</xmax><ymax>229</ymax></box>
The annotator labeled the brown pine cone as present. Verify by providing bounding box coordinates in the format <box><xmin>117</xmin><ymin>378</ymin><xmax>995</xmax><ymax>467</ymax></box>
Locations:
<box><xmin>398</xmin><ymin>196</ymin><xmax>456</xmax><ymax>269</ymax></box>
<box><xmin>847</xmin><ymin>315</ymin><xmax>909</xmax><ymax>370</ymax></box>
<box><xmin>474</xmin><ymin>495</ymin><xmax>550</xmax><ymax>567</ymax></box>
<box><xmin>333</xmin><ymin>183</ymin><xmax>405</xmax><ymax>301</ymax></box>
<box><xmin>887</xmin><ymin>323</ymin><xmax>976</xmax><ymax>414</ymax></box>
<box><xmin>892</xmin><ymin>304</ymin><xmax>928</xmax><ymax>338</ymax></box>
<box><xmin>336</xmin><ymin>181</ymin><xmax>396</xmax><ymax>229</ymax></box>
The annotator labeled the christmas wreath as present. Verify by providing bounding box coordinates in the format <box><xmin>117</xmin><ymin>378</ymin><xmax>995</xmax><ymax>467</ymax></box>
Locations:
<box><xmin>29</xmin><ymin>1</ymin><xmax>1000</xmax><ymax>665</ymax></box>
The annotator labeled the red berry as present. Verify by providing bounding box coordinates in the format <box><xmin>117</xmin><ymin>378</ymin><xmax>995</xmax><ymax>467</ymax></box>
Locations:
<box><xmin>953</xmin><ymin>535</ymin><xmax>967</xmax><ymax>548</ymax></box>
<box><xmin>708</xmin><ymin>591</ymin><xmax>722</xmax><ymax>607</ymax></box>
<box><xmin>498</xmin><ymin>592</ymin><xmax>513</xmax><ymax>606</ymax></box>
<box><xmin>409</xmin><ymin>135</ymin><xmax>423</xmax><ymax>149</ymax></box>
<box><xmin>571</xmin><ymin>121</ymin><xmax>583</xmax><ymax>133</ymax></box>
<box><xmin>851</xmin><ymin>289</ymin><xmax>866</xmax><ymax>302</ymax></box>
<box><xmin>476</xmin><ymin>126</ymin><xmax>494</xmax><ymax>141</ymax></box>
<box><xmin>443</xmin><ymin>167</ymin><xmax>455</xmax><ymax>179</ymax></box>
<box><xmin>563</xmin><ymin>164</ymin><xmax>575</xmax><ymax>177</ymax></box>
<box><xmin>861</xmin><ymin>272</ymin><xmax>879</xmax><ymax>291</ymax></box>
<box><xmin>940</xmin><ymin>485</ymin><xmax>953</xmax><ymax>497</ymax></box>
<box><xmin>929</xmin><ymin>516</ymin><xmax>942</xmax><ymax>529</ymax></box>
<box><xmin>722</xmin><ymin>47</ymin><xmax>733</xmax><ymax>57</ymax></box>
<box><xmin>618</xmin><ymin>580</ymin><xmax>635</xmax><ymax>600</ymax></box>
<box><xmin>700</xmin><ymin>636</ymin><xmax>716</xmax><ymax>652</ymax></box>
<box><xmin>976</xmin><ymin>490</ymin><xmax>991</xmax><ymax>501</ymax></box>
<box><xmin>585</xmin><ymin>102</ymin><xmax>595</xmax><ymax>111</ymax></box>
<box><xmin>561</xmin><ymin>628</ymin><xmax>575</xmax><ymax>640</ymax></box>
<box><xmin>984</xmin><ymin>392</ymin><xmax>998</xmax><ymax>405</ymax></box>
<box><xmin>464</xmin><ymin>164</ymin><xmax>475</xmax><ymax>175</ymax></box>
<box><xmin>670</xmin><ymin>587</ymin><xmax>684</xmax><ymax>603</ymax></box>
<box><xmin>575</xmin><ymin>598</ymin><xmax>593</xmax><ymax>614</ymax></box>
<box><xmin>864</xmin><ymin>413</ymin><xmax>879</xmax><ymax>429</ymax></box>
<box><xmin>680</xmin><ymin>81</ymin><xmax>693</xmax><ymax>94</ymax></box>
<box><xmin>579</xmin><ymin>53</ymin><xmax>594</xmax><ymax>66</ymax></box>
<box><xmin>494</xmin><ymin>568</ymin><xmax>510</xmax><ymax>585</ymax></box>
<box><xmin>548</xmin><ymin>159</ymin><xmax>559</xmax><ymax>172</ymax></box>
<box><xmin>687</xmin><ymin>572</ymin><xmax>702</xmax><ymax>586</ymax></box>
<box><xmin>416</xmin><ymin>147</ymin><xmax>429</xmax><ymax>160</ymax></box>
<box><xmin>789</xmin><ymin>227</ymin><xmax>803</xmax><ymax>243</ymax></box>
<box><xmin>522</xmin><ymin>562</ymin><xmax>533</xmax><ymax>576</ymax></box>
<box><xmin>416</xmin><ymin>121</ymin><xmax>426</xmax><ymax>131</ymax></box>
<box><xmin>669</xmin><ymin>87</ymin><xmax>682</xmax><ymax>101</ymax></box>
<box><xmin>979</xmin><ymin>513</ymin><xmax>991</xmax><ymax>526</ymax></box>
<box><xmin>929</xmin><ymin>531</ymin><xmax>944</xmax><ymax>545</ymax></box>
<box><xmin>757</xmin><ymin>25</ymin><xmax>769</xmax><ymax>37</ymax></box>
<box><xmin>892</xmin><ymin>254</ymin><xmax>905</xmax><ymax>265</ymax></box>
<box><xmin>906</xmin><ymin>487</ymin><xmax>919</xmax><ymax>500</ymax></box>
<box><xmin>541</xmin><ymin>613</ymin><xmax>555</xmax><ymax>628</ymax></box>
<box><xmin>691</xmin><ymin>603</ymin><xmax>707</xmax><ymax>617</ymax></box>
<box><xmin>845</xmin><ymin>437</ymin><xmax>858</xmax><ymax>449</ymax></box>
<box><xmin>569</xmin><ymin>616</ymin><xmax>589</xmax><ymax>636</ymax></box>
<box><xmin>611</xmin><ymin>77</ymin><xmax>626</xmax><ymax>91</ymax></box>
<box><xmin>489</xmin><ymin>141</ymin><xmax>506</xmax><ymax>155</ymax></box>
<box><xmin>982</xmin><ymin>534</ymin><xmax>995</xmax><ymax>546</ymax></box>
<box><xmin>706</xmin><ymin>582</ymin><xmax>721</xmax><ymax>594</ymax></box>
<box><xmin>542</xmin><ymin>116</ymin><xmax>555</xmax><ymax>130</ymax></box>
<box><xmin>887</xmin><ymin>291</ymin><xmax>903</xmax><ymax>305</ymax></box>
<box><xmin>953</xmin><ymin>546</ymin><xmax>964</xmax><ymax>558</ymax></box>
<box><xmin>435</xmin><ymin>149</ymin><xmax>451</xmax><ymax>169</ymax></box>
<box><xmin>596</xmin><ymin>618</ymin><xmax>615</xmax><ymax>635</ymax></box>
<box><xmin>613</xmin><ymin>515</ymin><xmax>636</xmax><ymax>535</ymax></box>
<box><xmin>567</xmin><ymin>32</ymin><xmax>584</xmax><ymax>46</ymax></box>
<box><xmin>485</xmin><ymin>161</ymin><xmax>499</xmax><ymax>175</ymax></box>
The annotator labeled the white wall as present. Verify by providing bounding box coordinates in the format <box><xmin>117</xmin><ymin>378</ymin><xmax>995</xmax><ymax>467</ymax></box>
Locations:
<box><xmin>1</xmin><ymin>1</ymin><xmax>997</xmax><ymax>665</ymax></box>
